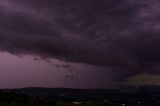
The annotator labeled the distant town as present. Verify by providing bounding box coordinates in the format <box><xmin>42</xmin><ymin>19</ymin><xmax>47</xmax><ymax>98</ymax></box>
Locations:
<box><xmin>0</xmin><ymin>85</ymin><xmax>160</xmax><ymax>106</ymax></box>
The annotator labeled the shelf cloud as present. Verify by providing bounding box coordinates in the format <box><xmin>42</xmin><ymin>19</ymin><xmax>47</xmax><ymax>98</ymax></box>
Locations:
<box><xmin>0</xmin><ymin>0</ymin><xmax>160</xmax><ymax>81</ymax></box>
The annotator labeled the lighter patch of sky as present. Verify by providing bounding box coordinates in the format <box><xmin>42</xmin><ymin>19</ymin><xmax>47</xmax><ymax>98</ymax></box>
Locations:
<box><xmin>0</xmin><ymin>52</ymin><xmax>115</xmax><ymax>89</ymax></box>
<box><xmin>126</xmin><ymin>73</ymin><xmax>160</xmax><ymax>86</ymax></box>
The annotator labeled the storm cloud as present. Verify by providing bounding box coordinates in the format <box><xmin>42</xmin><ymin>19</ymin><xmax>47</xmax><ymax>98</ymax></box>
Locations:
<box><xmin>0</xmin><ymin>0</ymin><xmax>160</xmax><ymax>80</ymax></box>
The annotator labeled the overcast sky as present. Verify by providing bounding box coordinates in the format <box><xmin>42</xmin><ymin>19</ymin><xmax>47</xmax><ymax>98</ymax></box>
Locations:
<box><xmin>0</xmin><ymin>0</ymin><xmax>160</xmax><ymax>89</ymax></box>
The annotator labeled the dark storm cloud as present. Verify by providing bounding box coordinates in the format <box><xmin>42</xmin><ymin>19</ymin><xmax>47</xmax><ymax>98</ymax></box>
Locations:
<box><xmin>0</xmin><ymin>0</ymin><xmax>160</xmax><ymax>80</ymax></box>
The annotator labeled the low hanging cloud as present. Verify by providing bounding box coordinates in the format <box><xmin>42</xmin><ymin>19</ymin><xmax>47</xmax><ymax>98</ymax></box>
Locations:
<box><xmin>0</xmin><ymin>0</ymin><xmax>160</xmax><ymax>80</ymax></box>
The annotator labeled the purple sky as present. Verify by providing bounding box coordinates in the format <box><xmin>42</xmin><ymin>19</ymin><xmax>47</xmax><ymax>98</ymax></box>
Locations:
<box><xmin>0</xmin><ymin>52</ymin><xmax>115</xmax><ymax>89</ymax></box>
<box><xmin>0</xmin><ymin>0</ymin><xmax>160</xmax><ymax>88</ymax></box>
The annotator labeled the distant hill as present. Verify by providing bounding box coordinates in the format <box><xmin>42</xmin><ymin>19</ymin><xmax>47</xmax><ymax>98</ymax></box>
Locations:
<box><xmin>2</xmin><ymin>87</ymin><xmax>118</xmax><ymax>101</ymax></box>
<box><xmin>1</xmin><ymin>87</ymin><xmax>160</xmax><ymax>105</ymax></box>
<box><xmin>118</xmin><ymin>85</ymin><xmax>160</xmax><ymax>92</ymax></box>
<box><xmin>0</xmin><ymin>86</ymin><xmax>159</xmax><ymax>99</ymax></box>
<box><xmin>2</xmin><ymin>85</ymin><xmax>160</xmax><ymax>97</ymax></box>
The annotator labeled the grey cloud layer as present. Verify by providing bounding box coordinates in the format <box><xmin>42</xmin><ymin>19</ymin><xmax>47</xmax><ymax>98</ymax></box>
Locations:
<box><xmin>0</xmin><ymin>0</ymin><xmax>160</xmax><ymax>79</ymax></box>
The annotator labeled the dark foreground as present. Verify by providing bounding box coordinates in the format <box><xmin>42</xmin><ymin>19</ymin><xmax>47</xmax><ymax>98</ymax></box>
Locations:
<box><xmin>0</xmin><ymin>87</ymin><xmax>159</xmax><ymax>106</ymax></box>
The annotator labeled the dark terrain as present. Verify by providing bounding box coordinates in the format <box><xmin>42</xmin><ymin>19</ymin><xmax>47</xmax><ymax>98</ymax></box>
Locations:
<box><xmin>0</xmin><ymin>86</ymin><xmax>160</xmax><ymax>106</ymax></box>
